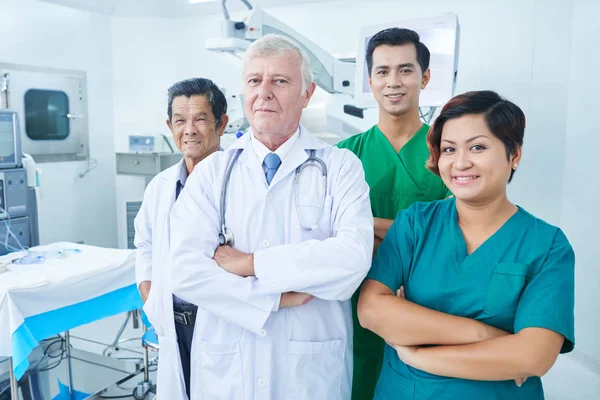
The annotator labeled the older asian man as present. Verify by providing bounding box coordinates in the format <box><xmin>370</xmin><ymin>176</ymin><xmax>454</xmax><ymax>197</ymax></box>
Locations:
<box><xmin>134</xmin><ymin>78</ymin><xmax>228</xmax><ymax>400</ymax></box>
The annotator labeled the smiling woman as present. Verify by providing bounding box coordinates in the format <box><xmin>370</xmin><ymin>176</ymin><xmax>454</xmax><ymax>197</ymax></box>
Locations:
<box><xmin>426</xmin><ymin>91</ymin><xmax>524</xmax><ymax>210</ymax></box>
<box><xmin>357</xmin><ymin>90</ymin><xmax>575</xmax><ymax>400</ymax></box>
<box><xmin>427</xmin><ymin>91</ymin><xmax>524</xmax><ymax>184</ymax></box>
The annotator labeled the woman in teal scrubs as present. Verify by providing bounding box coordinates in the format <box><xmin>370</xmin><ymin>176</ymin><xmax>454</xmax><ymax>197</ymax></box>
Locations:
<box><xmin>358</xmin><ymin>90</ymin><xmax>575</xmax><ymax>400</ymax></box>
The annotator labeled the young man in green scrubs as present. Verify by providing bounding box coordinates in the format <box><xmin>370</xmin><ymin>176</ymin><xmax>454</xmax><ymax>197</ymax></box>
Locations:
<box><xmin>336</xmin><ymin>28</ymin><xmax>450</xmax><ymax>400</ymax></box>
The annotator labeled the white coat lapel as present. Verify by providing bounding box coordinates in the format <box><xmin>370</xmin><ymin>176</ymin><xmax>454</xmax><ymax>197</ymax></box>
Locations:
<box><xmin>163</xmin><ymin>159</ymin><xmax>184</xmax><ymax>244</ymax></box>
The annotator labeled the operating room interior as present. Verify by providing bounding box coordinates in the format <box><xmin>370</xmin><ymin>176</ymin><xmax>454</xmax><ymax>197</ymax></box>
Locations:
<box><xmin>0</xmin><ymin>0</ymin><xmax>598</xmax><ymax>398</ymax></box>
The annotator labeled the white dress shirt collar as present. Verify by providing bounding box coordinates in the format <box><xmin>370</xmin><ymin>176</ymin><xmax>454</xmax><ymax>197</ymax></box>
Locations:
<box><xmin>250</xmin><ymin>127</ymin><xmax>300</xmax><ymax>165</ymax></box>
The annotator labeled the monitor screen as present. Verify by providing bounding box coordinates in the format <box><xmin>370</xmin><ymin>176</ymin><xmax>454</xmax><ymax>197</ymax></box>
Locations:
<box><xmin>354</xmin><ymin>14</ymin><xmax>460</xmax><ymax>109</ymax></box>
<box><xmin>0</xmin><ymin>112</ymin><xmax>16</xmax><ymax>160</ymax></box>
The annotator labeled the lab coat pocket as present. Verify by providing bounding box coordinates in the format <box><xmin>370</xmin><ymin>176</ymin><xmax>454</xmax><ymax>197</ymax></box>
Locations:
<box><xmin>286</xmin><ymin>338</ymin><xmax>345</xmax><ymax>400</ymax></box>
<box><xmin>292</xmin><ymin>195</ymin><xmax>333</xmax><ymax>241</ymax></box>
<box><xmin>373</xmin><ymin>362</ymin><xmax>415</xmax><ymax>400</ymax></box>
<box><xmin>198</xmin><ymin>340</ymin><xmax>244</xmax><ymax>400</ymax></box>
<box><xmin>484</xmin><ymin>263</ymin><xmax>532</xmax><ymax>319</ymax></box>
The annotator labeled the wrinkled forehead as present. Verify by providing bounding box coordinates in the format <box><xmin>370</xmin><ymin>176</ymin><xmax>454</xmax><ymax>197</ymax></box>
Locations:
<box><xmin>243</xmin><ymin>51</ymin><xmax>302</xmax><ymax>76</ymax></box>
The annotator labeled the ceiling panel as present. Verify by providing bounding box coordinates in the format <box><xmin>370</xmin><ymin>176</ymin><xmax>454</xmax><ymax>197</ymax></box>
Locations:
<box><xmin>37</xmin><ymin>0</ymin><xmax>327</xmax><ymax>18</ymax></box>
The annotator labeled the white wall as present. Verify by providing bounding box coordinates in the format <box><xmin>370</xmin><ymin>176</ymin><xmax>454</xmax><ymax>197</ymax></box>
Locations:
<box><xmin>528</xmin><ymin>0</ymin><xmax>600</xmax><ymax>395</ymax></box>
<box><xmin>561</xmin><ymin>0</ymin><xmax>600</xmax><ymax>372</ymax></box>
<box><xmin>0</xmin><ymin>0</ymin><xmax>118</xmax><ymax>247</ymax></box>
<box><xmin>111</xmin><ymin>16</ymin><xmax>178</xmax><ymax>248</ymax></box>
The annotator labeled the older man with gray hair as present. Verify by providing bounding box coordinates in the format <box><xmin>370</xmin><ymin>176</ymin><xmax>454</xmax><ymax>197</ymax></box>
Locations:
<box><xmin>170</xmin><ymin>34</ymin><xmax>373</xmax><ymax>400</ymax></box>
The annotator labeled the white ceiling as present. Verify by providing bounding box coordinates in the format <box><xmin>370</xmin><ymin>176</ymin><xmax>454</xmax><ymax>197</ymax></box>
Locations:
<box><xmin>38</xmin><ymin>0</ymin><xmax>326</xmax><ymax>18</ymax></box>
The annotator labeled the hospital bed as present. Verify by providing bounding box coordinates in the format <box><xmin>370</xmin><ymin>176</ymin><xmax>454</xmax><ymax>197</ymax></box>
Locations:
<box><xmin>0</xmin><ymin>242</ymin><xmax>144</xmax><ymax>399</ymax></box>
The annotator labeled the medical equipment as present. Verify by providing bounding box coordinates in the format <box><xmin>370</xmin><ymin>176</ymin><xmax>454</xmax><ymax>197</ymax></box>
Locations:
<box><xmin>0</xmin><ymin>172</ymin><xmax>38</xmax><ymax>255</ymax></box>
<box><xmin>218</xmin><ymin>148</ymin><xmax>328</xmax><ymax>246</ymax></box>
<box><xmin>0</xmin><ymin>110</ymin><xmax>40</xmax><ymax>256</ymax></box>
<box><xmin>0</xmin><ymin>110</ymin><xmax>22</xmax><ymax>169</ymax></box>
<box><xmin>21</xmin><ymin>153</ymin><xmax>39</xmax><ymax>189</ymax></box>
<box><xmin>223</xmin><ymin>93</ymin><xmax>248</xmax><ymax>134</ymax></box>
<box><xmin>119</xmin><ymin>134</ymin><xmax>180</xmax><ymax>178</ymax></box>
<box><xmin>129</xmin><ymin>134</ymin><xmax>176</xmax><ymax>153</ymax></box>
<box><xmin>219</xmin><ymin>93</ymin><xmax>248</xmax><ymax>149</ymax></box>
<box><xmin>11</xmin><ymin>253</ymin><xmax>44</xmax><ymax>264</ymax></box>
<box><xmin>10</xmin><ymin>247</ymin><xmax>82</xmax><ymax>265</ymax></box>
<box><xmin>0</xmin><ymin>63</ymin><xmax>89</xmax><ymax>163</ymax></box>
<box><xmin>116</xmin><ymin>152</ymin><xmax>182</xmax><ymax>181</ymax></box>
<box><xmin>206</xmin><ymin>1</ymin><xmax>461</xmax><ymax>136</ymax></box>
<box><xmin>207</xmin><ymin>5</ymin><xmax>354</xmax><ymax>96</ymax></box>
<box><xmin>0</xmin><ymin>169</ymin><xmax>28</xmax><ymax>218</ymax></box>
<box><xmin>207</xmin><ymin>1</ymin><xmax>357</xmax><ymax>139</ymax></box>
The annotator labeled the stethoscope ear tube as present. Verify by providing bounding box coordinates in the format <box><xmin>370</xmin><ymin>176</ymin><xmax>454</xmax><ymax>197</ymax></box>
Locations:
<box><xmin>294</xmin><ymin>150</ymin><xmax>328</xmax><ymax>231</ymax></box>
<box><xmin>219</xmin><ymin>150</ymin><xmax>242</xmax><ymax>247</ymax></box>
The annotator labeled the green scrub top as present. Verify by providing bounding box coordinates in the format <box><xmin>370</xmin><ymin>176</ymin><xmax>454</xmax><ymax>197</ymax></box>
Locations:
<box><xmin>337</xmin><ymin>124</ymin><xmax>450</xmax><ymax>400</ymax></box>
<box><xmin>368</xmin><ymin>198</ymin><xmax>575</xmax><ymax>400</ymax></box>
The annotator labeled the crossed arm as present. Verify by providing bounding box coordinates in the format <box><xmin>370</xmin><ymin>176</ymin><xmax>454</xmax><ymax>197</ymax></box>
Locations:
<box><xmin>358</xmin><ymin>280</ymin><xmax>565</xmax><ymax>381</ymax></box>
<box><xmin>211</xmin><ymin>246</ymin><xmax>313</xmax><ymax>308</ymax></box>
<box><xmin>373</xmin><ymin>218</ymin><xmax>393</xmax><ymax>255</ymax></box>
<box><xmin>171</xmin><ymin>151</ymin><xmax>373</xmax><ymax>333</ymax></box>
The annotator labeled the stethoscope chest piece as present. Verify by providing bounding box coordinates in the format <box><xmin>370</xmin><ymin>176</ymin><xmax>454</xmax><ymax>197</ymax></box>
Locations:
<box><xmin>218</xmin><ymin>226</ymin><xmax>234</xmax><ymax>247</ymax></box>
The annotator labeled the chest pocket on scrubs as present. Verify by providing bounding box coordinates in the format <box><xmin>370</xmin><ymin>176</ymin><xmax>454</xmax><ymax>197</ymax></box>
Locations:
<box><xmin>197</xmin><ymin>340</ymin><xmax>244</xmax><ymax>400</ymax></box>
<box><xmin>484</xmin><ymin>262</ymin><xmax>532</xmax><ymax>319</ymax></box>
<box><xmin>286</xmin><ymin>338</ymin><xmax>346</xmax><ymax>400</ymax></box>
<box><xmin>291</xmin><ymin>195</ymin><xmax>333</xmax><ymax>242</ymax></box>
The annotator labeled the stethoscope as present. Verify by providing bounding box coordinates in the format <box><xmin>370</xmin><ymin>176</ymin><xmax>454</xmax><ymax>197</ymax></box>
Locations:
<box><xmin>218</xmin><ymin>148</ymin><xmax>328</xmax><ymax>247</ymax></box>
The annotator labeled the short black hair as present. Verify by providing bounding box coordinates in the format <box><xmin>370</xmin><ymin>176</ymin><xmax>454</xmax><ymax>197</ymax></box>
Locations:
<box><xmin>427</xmin><ymin>90</ymin><xmax>525</xmax><ymax>182</ymax></box>
<box><xmin>167</xmin><ymin>78</ymin><xmax>227</xmax><ymax>127</ymax></box>
<box><xmin>366</xmin><ymin>28</ymin><xmax>430</xmax><ymax>76</ymax></box>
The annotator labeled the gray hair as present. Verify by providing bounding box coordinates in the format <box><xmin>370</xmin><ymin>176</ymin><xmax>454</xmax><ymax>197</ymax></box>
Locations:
<box><xmin>244</xmin><ymin>34</ymin><xmax>313</xmax><ymax>94</ymax></box>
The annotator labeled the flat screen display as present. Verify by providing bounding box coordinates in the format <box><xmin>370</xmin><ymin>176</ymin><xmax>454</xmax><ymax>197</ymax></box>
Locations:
<box><xmin>0</xmin><ymin>113</ymin><xmax>16</xmax><ymax>161</ymax></box>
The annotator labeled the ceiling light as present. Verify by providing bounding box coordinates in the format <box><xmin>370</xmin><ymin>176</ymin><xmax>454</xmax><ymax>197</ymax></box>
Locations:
<box><xmin>188</xmin><ymin>0</ymin><xmax>219</xmax><ymax>4</ymax></box>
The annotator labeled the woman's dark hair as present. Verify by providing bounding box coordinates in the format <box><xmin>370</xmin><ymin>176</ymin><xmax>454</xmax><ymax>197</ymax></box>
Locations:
<box><xmin>426</xmin><ymin>90</ymin><xmax>525</xmax><ymax>182</ymax></box>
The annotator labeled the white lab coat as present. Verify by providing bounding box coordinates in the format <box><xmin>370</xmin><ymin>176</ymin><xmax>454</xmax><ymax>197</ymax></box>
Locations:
<box><xmin>170</xmin><ymin>126</ymin><xmax>373</xmax><ymax>400</ymax></box>
<box><xmin>134</xmin><ymin>159</ymin><xmax>188</xmax><ymax>400</ymax></box>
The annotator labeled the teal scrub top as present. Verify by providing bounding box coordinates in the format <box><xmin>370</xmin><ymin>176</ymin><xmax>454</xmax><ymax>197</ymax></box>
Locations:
<box><xmin>367</xmin><ymin>198</ymin><xmax>575</xmax><ymax>400</ymax></box>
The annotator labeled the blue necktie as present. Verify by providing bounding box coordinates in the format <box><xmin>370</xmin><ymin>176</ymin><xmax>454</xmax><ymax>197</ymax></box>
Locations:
<box><xmin>264</xmin><ymin>153</ymin><xmax>281</xmax><ymax>185</ymax></box>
